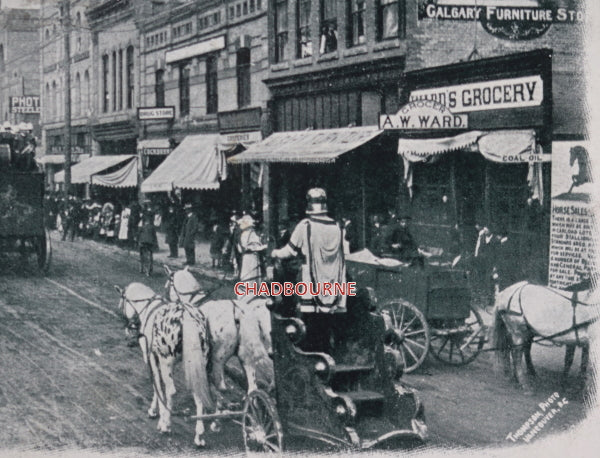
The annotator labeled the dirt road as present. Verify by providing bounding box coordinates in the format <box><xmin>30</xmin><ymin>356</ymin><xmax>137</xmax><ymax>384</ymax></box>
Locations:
<box><xmin>0</xmin><ymin>233</ymin><xmax>591</xmax><ymax>455</ymax></box>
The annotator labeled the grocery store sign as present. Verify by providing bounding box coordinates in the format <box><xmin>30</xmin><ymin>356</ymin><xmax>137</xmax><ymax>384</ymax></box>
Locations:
<box><xmin>410</xmin><ymin>75</ymin><xmax>543</xmax><ymax>113</ymax></box>
<box><xmin>9</xmin><ymin>96</ymin><xmax>40</xmax><ymax>114</ymax></box>
<box><xmin>137</xmin><ymin>106</ymin><xmax>175</xmax><ymax>120</ymax></box>
<box><xmin>379</xmin><ymin>100</ymin><xmax>468</xmax><ymax>130</ymax></box>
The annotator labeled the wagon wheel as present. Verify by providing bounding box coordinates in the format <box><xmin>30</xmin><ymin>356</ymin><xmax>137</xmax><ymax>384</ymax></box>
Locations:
<box><xmin>242</xmin><ymin>390</ymin><xmax>283</xmax><ymax>454</ymax></box>
<box><xmin>429</xmin><ymin>304</ymin><xmax>485</xmax><ymax>366</ymax></box>
<box><xmin>382</xmin><ymin>300</ymin><xmax>430</xmax><ymax>373</ymax></box>
<box><xmin>36</xmin><ymin>230</ymin><xmax>52</xmax><ymax>274</ymax></box>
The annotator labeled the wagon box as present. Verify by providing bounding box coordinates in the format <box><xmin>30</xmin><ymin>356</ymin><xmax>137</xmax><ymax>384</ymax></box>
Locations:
<box><xmin>0</xmin><ymin>171</ymin><xmax>45</xmax><ymax>238</ymax></box>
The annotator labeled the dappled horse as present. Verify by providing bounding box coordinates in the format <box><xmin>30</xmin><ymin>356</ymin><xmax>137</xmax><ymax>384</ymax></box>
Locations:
<box><xmin>114</xmin><ymin>283</ymin><xmax>213</xmax><ymax>447</ymax></box>
<box><xmin>490</xmin><ymin>281</ymin><xmax>598</xmax><ymax>393</ymax></box>
<box><xmin>164</xmin><ymin>265</ymin><xmax>273</xmax><ymax>397</ymax></box>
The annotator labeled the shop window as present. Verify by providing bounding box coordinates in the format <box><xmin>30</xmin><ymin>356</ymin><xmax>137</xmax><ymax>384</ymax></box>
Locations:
<box><xmin>377</xmin><ymin>0</ymin><xmax>405</xmax><ymax>40</ymax></box>
<box><xmin>206</xmin><ymin>55</ymin><xmax>218</xmax><ymax>114</ymax></box>
<box><xmin>320</xmin><ymin>0</ymin><xmax>338</xmax><ymax>54</ymax></box>
<box><xmin>297</xmin><ymin>0</ymin><xmax>312</xmax><ymax>58</ymax></box>
<box><xmin>126</xmin><ymin>46</ymin><xmax>134</xmax><ymax>109</ymax></box>
<box><xmin>102</xmin><ymin>54</ymin><xmax>109</xmax><ymax>112</ymax></box>
<box><xmin>155</xmin><ymin>69</ymin><xmax>165</xmax><ymax>107</ymax></box>
<box><xmin>274</xmin><ymin>0</ymin><xmax>288</xmax><ymax>62</ymax></box>
<box><xmin>348</xmin><ymin>0</ymin><xmax>366</xmax><ymax>46</ymax></box>
<box><xmin>236</xmin><ymin>48</ymin><xmax>251</xmax><ymax>108</ymax></box>
<box><xmin>179</xmin><ymin>63</ymin><xmax>190</xmax><ymax>117</ymax></box>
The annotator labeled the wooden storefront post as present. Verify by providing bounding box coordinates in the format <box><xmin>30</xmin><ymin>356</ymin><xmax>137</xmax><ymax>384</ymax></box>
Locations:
<box><xmin>262</xmin><ymin>164</ymin><xmax>272</xmax><ymax>248</ymax></box>
<box><xmin>361</xmin><ymin>165</ymin><xmax>366</xmax><ymax>248</ymax></box>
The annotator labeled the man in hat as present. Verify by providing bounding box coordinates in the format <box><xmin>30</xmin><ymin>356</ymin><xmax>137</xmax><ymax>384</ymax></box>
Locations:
<box><xmin>271</xmin><ymin>188</ymin><xmax>346</xmax><ymax>352</ymax></box>
<box><xmin>179</xmin><ymin>203</ymin><xmax>199</xmax><ymax>265</ymax></box>
<box><xmin>381</xmin><ymin>213</ymin><xmax>423</xmax><ymax>266</ymax></box>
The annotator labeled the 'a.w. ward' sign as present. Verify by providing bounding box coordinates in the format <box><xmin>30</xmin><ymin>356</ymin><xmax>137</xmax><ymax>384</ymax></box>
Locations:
<box><xmin>379</xmin><ymin>100</ymin><xmax>468</xmax><ymax>130</ymax></box>
<box><xmin>418</xmin><ymin>1</ymin><xmax>583</xmax><ymax>41</ymax></box>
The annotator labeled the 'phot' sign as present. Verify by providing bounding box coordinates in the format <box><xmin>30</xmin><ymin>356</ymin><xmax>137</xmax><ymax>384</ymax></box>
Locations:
<box><xmin>9</xmin><ymin>96</ymin><xmax>40</xmax><ymax>114</ymax></box>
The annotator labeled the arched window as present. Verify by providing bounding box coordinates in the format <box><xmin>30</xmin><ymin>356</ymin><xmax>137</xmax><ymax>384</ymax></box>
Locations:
<box><xmin>155</xmin><ymin>69</ymin><xmax>165</xmax><ymax>107</ymax></box>
<box><xmin>74</xmin><ymin>73</ymin><xmax>81</xmax><ymax>117</ymax></box>
<box><xmin>45</xmin><ymin>29</ymin><xmax>50</xmax><ymax>41</ymax></box>
<box><xmin>0</xmin><ymin>45</ymin><xmax>4</xmax><ymax>73</ymax></box>
<box><xmin>83</xmin><ymin>70</ymin><xmax>90</xmax><ymax>114</ymax></box>
<box><xmin>126</xmin><ymin>46</ymin><xmax>134</xmax><ymax>109</ymax></box>
<box><xmin>75</xmin><ymin>12</ymin><xmax>82</xmax><ymax>52</ymax></box>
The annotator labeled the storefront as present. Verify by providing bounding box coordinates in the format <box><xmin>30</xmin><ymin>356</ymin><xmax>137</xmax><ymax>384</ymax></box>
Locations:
<box><xmin>387</xmin><ymin>49</ymin><xmax>553</xmax><ymax>283</ymax></box>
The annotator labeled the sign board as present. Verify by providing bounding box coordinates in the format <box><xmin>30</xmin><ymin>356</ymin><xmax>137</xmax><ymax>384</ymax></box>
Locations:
<box><xmin>410</xmin><ymin>75</ymin><xmax>543</xmax><ymax>113</ymax></box>
<box><xmin>137</xmin><ymin>107</ymin><xmax>175</xmax><ymax>120</ymax></box>
<box><xmin>9</xmin><ymin>96</ymin><xmax>40</xmax><ymax>114</ymax></box>
<box><xmin>548</xmin><ymin>141</ymin><xmax>596</xmax><ymax>288</ymax></box>
<box><xmin>418</xmin><ymin>1</ymin><xmax>583</xmax><ymax>40</ymax></box>
<box><xmin>220</xmin><ymin>131</ymin><xmax>263</xmax><ymax>145</ymax></box>
<box><xmin>379</xmin><ymin>100</ymin><xmax>468</xmax><ymax>130</ymax></box>
<box><xmin>165</xmin><ymin>35</ymin><xmax>226</xmax><ymax>64</ymax></box>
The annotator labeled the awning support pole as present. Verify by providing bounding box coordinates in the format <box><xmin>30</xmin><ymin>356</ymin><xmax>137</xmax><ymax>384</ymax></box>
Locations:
<box><xmin>361</xmin><ymin>166</ymin><xmax>366</xmax><ymax>248</ymax></box>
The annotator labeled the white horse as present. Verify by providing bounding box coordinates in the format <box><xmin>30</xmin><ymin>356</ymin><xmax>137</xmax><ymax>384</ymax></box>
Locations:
<box><xmin>490</xmin><ymin>281</ymin><xmax>599</xmax><ymax>392</ymax></box>
<box><xmin>163</xmin><ymin>265</ymin><xmax>274</xmax><ymax>395</ymax></box>
<box><xmin>114</xmin><ymin>283</ymin><xmax>212</xmax><ymax>447</ymax></box>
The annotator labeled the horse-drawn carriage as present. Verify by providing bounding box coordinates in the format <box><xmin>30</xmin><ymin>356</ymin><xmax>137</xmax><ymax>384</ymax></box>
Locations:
<box><xmin>0</xmin><ymin>128</ymin><xmax>51</xmax><ymax>273</ymax></box>
<box><xmin>346</xmin><ymin>250</ymin><xmax>485</xmax><ymax>373</ymax></box>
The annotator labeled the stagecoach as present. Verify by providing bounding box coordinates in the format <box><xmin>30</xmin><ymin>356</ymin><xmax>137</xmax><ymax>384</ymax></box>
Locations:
<box><xmin>0</xmin><ymin>128</ymin><xmax>51</xmax><ymax>273</ymax></box>
<box><xmin>346</xmin><ymin>250</ymin><xmax>485</xmax><ymax>373</ymax></box>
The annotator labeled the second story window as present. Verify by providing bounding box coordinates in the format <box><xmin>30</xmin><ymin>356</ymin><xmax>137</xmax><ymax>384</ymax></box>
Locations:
<box><xmin>112</xmin><ymin>51</ymin><xmax>117</xmax><ymax>111</ymax></box>
<box><xmin>320</xmin><ymin>0</ymin><xmax>338</xmax><ymax>54</ymax></box>
<box><xmin>179</xmin><ymin>63</ymin><xmax>190</xmax><ymax>117</ymax></box>
<box><xmin>348</xmin><ymin>0</ymin><xmax>366</xmax><ymax>46</ymax></box>
<box><xmin>102</xmin><ymin>54</ymin><xmax>109</xmax><ymax>112</ymax></box>
<box><xmin>206</xmin><ymin>55</ymin><xmax>218</xmax><ymax>114</ymax></box>
<box><xmin>377</xmin><ymin>0</ymin><xmax>406</xmax><ymax>40</ymax></box>
<box><xmin>274</xmin><ymin>0</ymin><xmax>288</xmax><ymax>62</ymax></box>
<box><xmin>126</xmin><ymin>46</ymin><xmax>134</xmax><ymax>109</ymax></box>
<box><xmin>236</xmin><ymin>48</ymin><xmax>251</xmax><ymax>108</ymax></box>
<box><xmin>155</xmin><ymin>69</ymin><xmax>165</xmax><ymax>107</ymax></box>
<box><xmin>297</xmin><ymin>0</ymin><xmax>312</xmax><ymax>58</ymax></box>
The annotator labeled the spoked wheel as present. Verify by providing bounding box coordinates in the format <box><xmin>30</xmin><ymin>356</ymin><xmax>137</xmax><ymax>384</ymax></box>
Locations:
<box><xmin>382</xmin><ymin>300</ymin><xmax>430</xmax><ymax>373</ymax></box>
<box><xmin>242</xmin><ymin>390</ymin><xmax>283</xmax><ymax>453</ymax></box>
<box><xmin>429</xmin><ymin>305</ymin><xmax>485</xmax><ymax>365</ymax></box>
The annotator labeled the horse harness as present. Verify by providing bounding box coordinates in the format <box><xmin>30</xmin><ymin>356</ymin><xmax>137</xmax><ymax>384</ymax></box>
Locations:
<box><xmin>501</xmin><ymin>283</ymin><xmax>597</xmax><ymax>346</ymax></box>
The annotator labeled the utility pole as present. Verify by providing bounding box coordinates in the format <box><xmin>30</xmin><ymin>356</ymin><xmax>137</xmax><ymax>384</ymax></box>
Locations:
<box><xmin>62</xmin><ymin>0</ymin><xmax>72</xmax><ymax>196</ymax></box>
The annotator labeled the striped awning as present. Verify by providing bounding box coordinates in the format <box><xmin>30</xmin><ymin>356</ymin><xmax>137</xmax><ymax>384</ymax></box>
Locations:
<box><xmin>92</xmin><ymin>157</ymin><xmax>138</xmax><ymax>188</ymax></box>
<box><xmin>141</xmin><ymin>134</ymin><xmax>223</xmax><ymax>192</ymax></box>
<box><xmin>228</xmin><ymin>126</ymin><xmax>383</xmax><ymax>164</ymax></box>
<box><xmin>54</xmin><ymin>155</ymin><xmax>135</xmax><ymax>184</ymax></box>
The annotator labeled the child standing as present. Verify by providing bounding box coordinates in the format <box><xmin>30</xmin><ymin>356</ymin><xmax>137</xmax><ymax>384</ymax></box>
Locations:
<box><xmin>138</xmin><ymin>213</ymin><xmax>158</xmax><ymax>276</ymax></box>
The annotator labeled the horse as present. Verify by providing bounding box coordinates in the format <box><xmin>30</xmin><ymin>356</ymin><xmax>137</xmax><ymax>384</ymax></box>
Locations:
<box><xmin>114</xmin><ymin>282</ymin><xmax>212</xmax><ymax>447</ymax></box>
<box><xmin>489</xmin><ymin>281</ymin><xmax>599</xmax><ymax>393</ymax></box>
<box><xmin>163</xmin><ymin>265</ymin><xmax>274</xmax><ymax>396</ymax></box>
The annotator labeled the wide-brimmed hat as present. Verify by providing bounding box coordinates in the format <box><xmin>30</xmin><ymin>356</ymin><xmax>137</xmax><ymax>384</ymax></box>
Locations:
<box><xmin>184</xmin><ymin>202</ymin><xmax>193</xmax><ymax>210</ymax></box>
<box><xmin>238</xmin><ymin>214</ymin><xmax>255</xmax><ymax>230</ymax></box>
<box><xmin>306</xmin><ymin>188</ymin><xmax>328</xmax><ymax>215</ymax></box>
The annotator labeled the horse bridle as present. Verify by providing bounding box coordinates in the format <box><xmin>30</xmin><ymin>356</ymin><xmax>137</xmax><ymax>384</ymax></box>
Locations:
<box><xmin>119</xmin><ymin>290</ymin><xmax>164</xmax><ymax>336</ymax></box>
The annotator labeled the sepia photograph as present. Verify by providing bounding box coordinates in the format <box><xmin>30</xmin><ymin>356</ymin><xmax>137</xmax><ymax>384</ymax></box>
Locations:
<box><xmin>0</xmin><ymin>0</ymin><xmax>597</xmax><ymax>456</ymax></box>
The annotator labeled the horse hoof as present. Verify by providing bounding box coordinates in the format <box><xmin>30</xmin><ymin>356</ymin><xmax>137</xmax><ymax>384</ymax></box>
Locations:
<box><xmin>195</xmin><ymin>437</ymin><xmax>207</xmax><ymax>448</ymax></box>
<box><xmin>210</xmin><ymin>421</ymin><xmax>222</xmax><ymax>433</ymax></box>
<box><xmin>147</xmin><ymin>409</ymin><xmax>158</xmax><ymax>419</ymax></box>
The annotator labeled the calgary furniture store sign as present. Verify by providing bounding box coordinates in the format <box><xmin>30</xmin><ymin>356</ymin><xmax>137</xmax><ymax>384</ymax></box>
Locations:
<box><xmin>419</xmin><ymin>1</ymin><xmax>583</xmax><ymax>40</ymax></box>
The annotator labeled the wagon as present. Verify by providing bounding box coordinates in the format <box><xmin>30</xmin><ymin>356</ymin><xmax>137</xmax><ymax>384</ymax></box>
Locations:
<box><xmin>0</xmin><ymin>136</ymin><xmax>51</xmax><ymax>273</ymax></box>
<box><xmin>191</xmin><ymin>294</ymin><xmax>428</xmax><ymax>452</ymax></box>
<box><xmin>346</xmin><ymin>250</ymin><xmax>485</xmax><ymax>373</ymax></box>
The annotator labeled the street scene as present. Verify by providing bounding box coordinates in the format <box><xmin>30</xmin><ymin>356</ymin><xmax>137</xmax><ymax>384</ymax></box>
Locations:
<box><xmin>0</xmin><ymin>0</ymin><xmax>597</xmax><ymax>456</ymax></box>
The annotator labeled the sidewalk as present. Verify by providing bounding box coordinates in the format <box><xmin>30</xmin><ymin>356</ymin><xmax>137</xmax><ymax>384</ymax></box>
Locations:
<box><xmin>153</xmin><ymin>232</ymin><xmax>237</xmax><ymax>284</ymax></box>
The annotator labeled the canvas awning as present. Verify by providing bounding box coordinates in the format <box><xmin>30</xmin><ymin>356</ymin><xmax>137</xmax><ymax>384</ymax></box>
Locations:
<box><xmin>137</xmin><ymin>138</ymin><xmax>172</xmax><ymax>155</ymax></box>
<box><xmin>228</xmin><ymin>126</ymin><xmax>383</xmax><ymax>164</ymax></box>
<box><xmin>141</xmin><ymin>134</ymin><xmax>223</xmax><ymax>192</ymax></box>
<box><xmin>54</xmin><ymin>155</ymin><xmax>135</xmax><ymax>184</ymax></box>
<box><xmin>397</xmin><ymin>131</ymin><xmax>484</xmax><ymax>162</ymax></box>
<box><xmin>92</xmin><ymin>157</ymin><xmax>138</xmax><ymax>188</ymax></box>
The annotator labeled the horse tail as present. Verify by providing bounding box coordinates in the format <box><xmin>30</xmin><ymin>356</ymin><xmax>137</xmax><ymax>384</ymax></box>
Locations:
<box><xmin>487</xmin><ymin>287</ymin><xmax>507</xmax><ymax>371</ymax></box>
<box><xmin>181</xmin><ymin>308</ymin><xmax>214</xmax><ymax>411</ymax></box>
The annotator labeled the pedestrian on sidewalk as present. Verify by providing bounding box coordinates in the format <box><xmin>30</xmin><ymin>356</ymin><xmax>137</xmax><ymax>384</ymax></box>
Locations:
<box><xmin>179</xmin><ymin>203</ymin><xmax>198</xmax><ymax>266</ymax></box>
<box><xmin>163</xmin><ymin>203</ymin><xmax>180</xmax><ymax>258</ymax></box>
<box><xmin>138</xmin><ymin>213</ymin><xmax>158</xmax><ymax>276</ymax></box>
<box><xmin>209</xmin><ymin>221</ymin><xmax>227</xmax><ymax>267</ymax></box>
